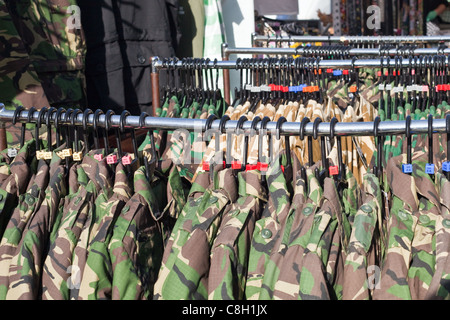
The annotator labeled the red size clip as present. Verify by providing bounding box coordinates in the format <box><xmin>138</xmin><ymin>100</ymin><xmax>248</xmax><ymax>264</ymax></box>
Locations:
<box><xmin>329</xmin><ymin>165</ymin><xmax>339</xmax><ymax>176</ymax></box>
<box><xmin>258</xmin><ymin>162</ymin><xmax>269</xmax><ymax>172</ymax></box>
<box><xmin>231</xmin><ymin>160</ymin><xmax>242</xmax><ymax>170</ymax></box>
<box><xmin>246</xmin><ymin>164</ymin><xmax>258</xmax><ymax>171</ymax></box>
<box><xmin>343</xmin><ymin>70</ymin><xmax>349</xmax><ymax>75</ymax></box>
<box><xmin>202</xmin><ymin>162</ymin><xmax>210</xmax><ymax>171</ymax></box>
<box><xmin>94</xmin><ymin>154</ymin><xmax>103</xmax><ymax>161</ymax></box>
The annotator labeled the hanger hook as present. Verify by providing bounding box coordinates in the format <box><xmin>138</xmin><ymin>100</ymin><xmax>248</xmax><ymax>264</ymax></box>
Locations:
<box><xmin>35</xmin><ymin>107</ymin><xmax>48</xmax><ymax>151</ymax></box>
<box><xmin>54</xmin><ymin>107</ymin><xmax>66</xmax><ymax>148</ymax></box>
<box><xmin>82</xmin><ymin>109</ymin><xmax>93</xmax><ymax>151</ymax></box>
<box><xmin>70</xmin><ymin>109</ymin><xmax>83</xmax><ymax>154</ymax></box>
<box><xmin>46</xmin><ymin>107</ymin><xmax>57</xmax><ymax>152</ymax></box>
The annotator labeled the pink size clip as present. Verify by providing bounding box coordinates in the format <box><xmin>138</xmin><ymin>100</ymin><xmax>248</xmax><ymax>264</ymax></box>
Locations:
<box><xmin>106</xmin><ymin>155</ymin><xmax>117</xmax><ymax>164</ymax></box>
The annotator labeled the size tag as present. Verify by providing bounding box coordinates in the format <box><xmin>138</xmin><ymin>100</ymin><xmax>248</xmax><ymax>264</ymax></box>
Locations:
<box><xmin>378</xmin><ymin>84</ymin><xmax>385</xmax><ymax>91</ymax></box>
<box><xmin>257</xmin><ymin>162</ymin><xmax>268</xmax><ymax>172</ymax></box>
<box><xmin>329</xmin><ymin>165</ymin><xmax>339</xmax><ymax>176</ymax></box>
<box><xmin>402</xmin><ymin>164</ymin><xmax>413</xmax><ymax>173</ymax></box>
<box><xmin>385</xmin><ymin>84</ymin><xmax>392</xmax><ymax>91</ymax></box>
<box><xmin>425</xmin><ymin>163</ymin><xmax>435</xmax><ymax>174</ymax></box>
<box><xmin>393</xmin><ymin>86</ymin><xmax>404</xmax><ymax>93</ymax></box>
<box><xmin>73</xmin><ymin>152</ymin><xmax>83</xmax><ymax>161</ymax></box>
<box><xmin>122</xmin><ymin>155</ymin><xmax>132</xmax><ymax>165</ymax></box>
<box><xmin>94</xmin><ymin>154</ymin><xmax>103</xmax><ymax>161</ymax></box>
<box><xmin>7</xmin><ymin>148</ymin><xmax>17</xmax><ymax>158</ymax></box>
<box><xmin>106</xmin><ymin>155</ymin><xmax>117</xmax><ymax>164</ymax></box>
<box><xmin>443</xmin><ymin>161</ymin><xmax>450</xmax><ymax>172</ymax></box>
<box><xmin>62</xmin><ymin>148</ymin><xmax>73</xmax><ymax>158</ymax></box>
<box><xmin>202</xmin><ymin>162</ymin><xmax>210</xmax><ymax>171</ymax></box>
<box><xmin>37</xmin><ymin>151</ymin><xmax>52</xmax><ymax>160</ymax></box>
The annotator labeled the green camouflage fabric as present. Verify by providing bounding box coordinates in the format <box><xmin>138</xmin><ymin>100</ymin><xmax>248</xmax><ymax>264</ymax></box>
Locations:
<box><xmin>208</xmin><ymin>168</ymin><xmax>267</xmax><ymax>300</ymax></box>
<box><xmin>77</xmin><ymin>162</ymin><xmax>132</xmax><ymax>300</ymax></box>
<box><xmin>108</xmin><ymin>165</ymin><xmax>164</xmax><ymax>300</ymax></box>
<box><xmin>373</xmin><ymin>153</ymin><xmax>440</xmax><ymax>300</ymax></box>
<box><xmin>295</xmin><ymin>176</ymin><xmax>342</xmax><ymax>300</ymax></box>
<box><xmin>6</xmin><ymin>143</ymin><xmax>67</xmax><ymax>299</ymax></box>
<box><xmin>373</xmin><ymin>154</ymin><xmax>417</xmax><ymax>300</ymax></box>
<box><xmin>0</xmin><ymin>0</ymin><xmax>86</xmax><ymax>110</ymax></box>
<box><xmin>425</xmin><ymin>171</ymin><xmax>450</xmax><ymax>299</ymax></box>
<box><xmin>0</xmin><ymin>139</ymin><xmax>36</xmax><ymax>240</ymax></box>
<box><xmin>258</xmin><ymin>166</ymin><xmax>317</xmax><ymax>300</ymax></box>
<box><xmin>154</xmin><ymin>166</ymin><xmax>237</xmax><ymax>300</ymax></box>
<box><xmin>0</xmin><ymin>156</ymin><xmax>49</xmax><ymax>300</ymax></box>
<box><xmin>327</xmin><ymin>163</ymin><xmax>360</xmax><ymax>300</ymax></box>
<box><xmin>160</xmin><ymin>163</ymin><xmax>190</xmax><ymax>245</ymax></box>
<box><xmin>0</xmin><ymin>139</ymin><xmax>36</xmax><ymax>299</ymax></box>
<box><xmin>342</xmin><ymin>173</ymin><xmax>383</xmax><ymax>300</ymax></box>
<box><xmin>69</xmin><ymin>149</ymin><xmax>113</xmax><ymax>300</ymax></box>
<box><xmin>407</xmin><ymin>152</ymin><xmax>441</xmax><ymax>300</ymax></box>
<box><xmin>245</xmin><ymin>162</ymin><xmax>291</xmax><ymax>300</ymax></box>
<box><xmin>0</xmin><ymin>0</ymin><xmax>51</xmax><ymax>113</ymax></box>
<box><xmin>41</xmin><ymin>159</ymin><xmax>91</xmax><ymax>300</ymax></box>
<box><xmin>257</xmin><ymin>165</ymin><xmax>308</xmax><ymax>300</ymax></box>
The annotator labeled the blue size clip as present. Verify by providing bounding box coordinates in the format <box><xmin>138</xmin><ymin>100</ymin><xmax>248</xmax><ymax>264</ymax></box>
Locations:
<box><xmin>443</xmin><ymin>161</ymin><xmax>450</xmax><ymax>172</ymax></box>
<box><xmin>288</xmin><ymin>86</ymin><xmax>296</xmax><ymax>92</ymax></box>
<box><xmin>425</xmin><ymin>163</ymin><xmax>435</xmax><ymax>174</ymax></box>
<box><xmin>333</xmin><ymin>70</ymin><xmax>343</xmax><ymax>76</ymax></box>
<box><xmin>402</xmin><ymin>164</ymin><xmax>413</xmax><ymax>173</ymax></box>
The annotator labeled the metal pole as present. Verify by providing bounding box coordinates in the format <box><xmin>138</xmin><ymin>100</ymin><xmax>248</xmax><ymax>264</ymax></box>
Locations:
<box><xmin>151</xmin><ymin>56</ymin><xmax>450</xmax><ymax>70</ymax></box>
<box><xmin>252</xmin><ymin>35</ymin><xmax>450</xmax><ymax>44</ymax></box>
<box><xmin>221</xmin><ymin>46</ymin><xmax>450</xmax><ymax>57</ymax></box>
<box><xmin>150</xmin><ymin>57</ymin><xmax>160</xmax><ymax>116</ymax></box>
<box><xmin>221</xmin><ymin>43</ymin><xmax>231</xmax><ymax>105</ymax></box>
<box><xmin>1</xmin><ymin>107</ymin><xmax>448</xmax><ymax>137</ymax></box>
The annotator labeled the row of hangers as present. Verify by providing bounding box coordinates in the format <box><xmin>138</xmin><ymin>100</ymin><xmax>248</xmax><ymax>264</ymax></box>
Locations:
<box><xmin>159</xmin><ymin>57</ymin><xmax>224</xmax><ymax>111</ymax></box>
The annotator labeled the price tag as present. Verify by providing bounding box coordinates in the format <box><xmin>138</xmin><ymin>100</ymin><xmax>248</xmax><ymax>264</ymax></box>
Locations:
<box><xmin>443</xmin><ymin>161</ymin><xmax>450</xmax><ymax>172</ymax></box>
<box><xmin>122</xmin><ymin>155</ymin><xmax>132</xmax><ymax>165</ymax></box>
<box><xmin>329</xmin><ymin>165</ymin><xmax>339</xmax><ymax>176</ymax></box>
<box><xmin>7</xmin><ymin>148</ymin><xmax>17</xmax><ymax>158</ymax></box>
<box><xmin>425</xmin><ymin>163</ymin><xmax>435</xmax><ymax>174</ymax></box>
<box><xmin>73</xmin><ymin>152</ymin><xmax>83</xmax><ymax>161</ymax></box>
<box><xmin>402</xmin><ymin>164</ymin><xmax>413</xmax><ymax>174</ymax></box>
<box><xmin>106</xmin><ymin>155</ymin><xmax>117</xmax><ymax>164</ymax></box>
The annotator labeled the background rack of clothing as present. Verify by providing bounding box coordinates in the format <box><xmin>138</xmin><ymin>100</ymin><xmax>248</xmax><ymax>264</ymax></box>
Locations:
<box><xmin>151</xmin><ymin>55</ymin><xmax>450</xmax><ymax>107</ymax></box>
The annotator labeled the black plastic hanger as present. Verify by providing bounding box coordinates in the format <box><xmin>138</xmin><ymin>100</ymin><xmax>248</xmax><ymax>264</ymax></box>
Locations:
<box><xmin>53</xmin><ymin>107</ymin><xmax>66</xmax><ymax>149</ymax></box>
<box><xmin>45</xmin><ymin>107</ymin><xmax>56</xmax><ymax>153</ymax></box>
<box><xmin>139</xmin><ymin>112</ymin><xmax>156</xmax><ymax>182</ymax></box>
<box><xmin>312</xmin><ymin>117</ymin><xmax>328</xmax><ymax>186</ymax></box>
<box><xmin>35</xmin><ymin>107</ymin><xmax>48</xmax><ymax>152</ymax></box>
<box><xmin>11</xmin><ymin>105</ymin><xmax>25</xmax><ymax>151</ymax></box>
<box><xmin>299</xmin><ymin>116</ymin><xmax>311</xmax><ymax>168</ymax></box>
<box><xmin>82</xmin><ymin>109</ymin><xmax>93</xmax><ymax>152</ymax></box>
<box><xmin>427</xmin><ymin>114</ymin><xmax>435</xmax><ymax>179</ymax></box>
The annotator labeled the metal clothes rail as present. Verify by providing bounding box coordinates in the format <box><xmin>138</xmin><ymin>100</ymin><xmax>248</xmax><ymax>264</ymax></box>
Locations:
<box><xmin>151</xmin><ymin>55</ymin><xmax>450</xmax><ymax>107</ymax></box>
<box><xmin>1</xmin><ymin>105</ymin><xmax>449</xmax><ymax>138</ymax></box>
<box><xmin>250</xmin><ymin>33</ymin><xmax>450</xmax><ymax>46</ymax></box>
<box><xmin>221</xmin><ymin>43</ymin><xmax>450</xmax><ymax>59</ymax></box>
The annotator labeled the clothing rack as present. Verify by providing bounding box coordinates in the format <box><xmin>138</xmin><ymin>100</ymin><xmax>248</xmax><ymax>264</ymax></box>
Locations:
<box><xmin>1</xmin><ymin>105</ymin><xmax>448</xmax><ymax>138</ymax></box>
<box><xmin>151</xmin><ymin>55</ymin><xmax>450</xmax><ymax>107</ymax></box>
<box><xmin>251</xmin><ymin>33</ymin><xmax>450</xmax><ymax>46</ymax></box>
